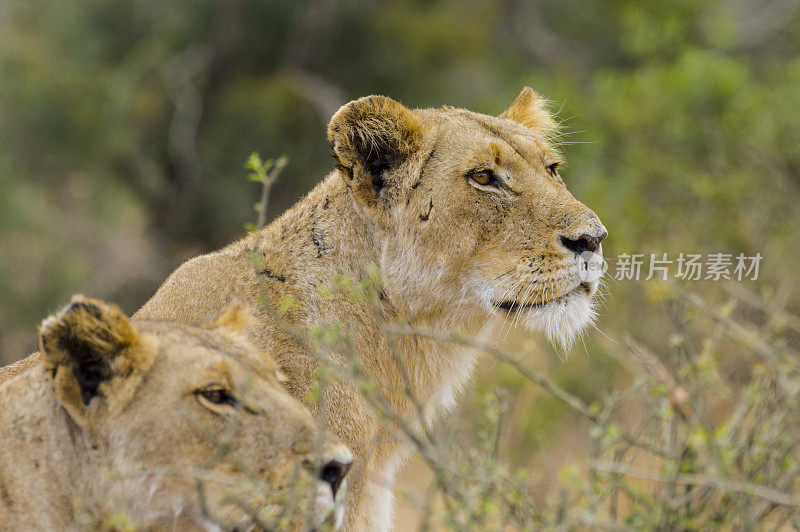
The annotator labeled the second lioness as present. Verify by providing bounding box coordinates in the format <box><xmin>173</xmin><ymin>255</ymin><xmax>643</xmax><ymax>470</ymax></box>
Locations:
<box><xmin>0</xmin><ymin>297</ymin><xmax>352</xmax><ymax>530</ymax></box>
<box><xmin>142</xmin><ymin>89</ymin><xmax>606</xmax><ymax>529</ymax></box>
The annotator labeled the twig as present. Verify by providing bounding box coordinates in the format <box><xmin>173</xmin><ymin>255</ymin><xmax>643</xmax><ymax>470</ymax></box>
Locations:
<box><xmin>255</xmin><ymin>155</ymin><xmax>288</xmax><ymax>229</ymax></box>
<box><xmin>384</xmin><ymin>325</ymin><xmax>675</xmax><ymax>459</ymax></box>
<box><xmin>590</xmin><ymin>461</ymin><xmax>800</xmax><ymax>508</ymax></box>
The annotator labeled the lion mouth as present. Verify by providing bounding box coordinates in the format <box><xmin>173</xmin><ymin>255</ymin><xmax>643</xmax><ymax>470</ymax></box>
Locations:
<box><xmin>492</xmin><ymin>283</ymin><xmax>592</xmax><ymax>313</ymax></box>
<box><xmin>494</xmin><ymin>300</ymin><xmax>545</xmax><ymax>312</ymax></box>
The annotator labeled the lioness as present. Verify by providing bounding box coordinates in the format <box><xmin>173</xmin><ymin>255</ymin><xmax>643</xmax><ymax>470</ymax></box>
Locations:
<box><xmin>4</xmin><ymin>88</ymin><xmax>606</xmax><ymax>529</ymax></box>
<box><xmin>0</xmin><ymin>296</ymin><xmax>352</xmax><ymax>530</ymax></box>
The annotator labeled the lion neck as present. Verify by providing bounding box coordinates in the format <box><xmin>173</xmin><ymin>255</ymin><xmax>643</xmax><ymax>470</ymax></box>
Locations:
<box><xmin>0</xmin><ymin>367</ymin><xmax>96</xmax><ymax>524</ymax></box>
<box><xmin>249</xmin><ymin>173</ymin><xmax>493</xmax><ymax>415</ymax></box>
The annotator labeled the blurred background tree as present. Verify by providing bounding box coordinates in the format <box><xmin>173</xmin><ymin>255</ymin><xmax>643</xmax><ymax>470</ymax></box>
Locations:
<box><xmin>1</xmin><ymin>0</ymin><xmax>799</xmax><ymax>527</ymax></box>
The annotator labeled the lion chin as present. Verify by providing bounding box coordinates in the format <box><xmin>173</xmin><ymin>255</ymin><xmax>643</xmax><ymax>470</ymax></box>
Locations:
<box><xmin>522</xmin><ymin>286</ymin><xmax>597</xmax><ymax>353</ymax></box>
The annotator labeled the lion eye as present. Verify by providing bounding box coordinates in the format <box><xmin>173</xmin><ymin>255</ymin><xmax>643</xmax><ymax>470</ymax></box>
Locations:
<box><xmin>470</xmin><ymin>169</ymin><xmax>495</xmax><ymax>186</ymax></box>
<box><xmin>197</xmin><ymin>387</ymin><xmax>238</xmax><ymax>408</ymax></box>
<box><xmin>546</xmin><ymin>162</ymin><xmax>560</xmax><ymax>178</ymax></box>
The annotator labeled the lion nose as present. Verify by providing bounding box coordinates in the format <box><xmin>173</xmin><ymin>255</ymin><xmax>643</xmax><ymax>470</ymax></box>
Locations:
<box><xmin>560</xmin><ymin>229</ymin><xmax>607</xmax><ymax>255</ymax></box>
<box><xmin>320</xmin><ymin>458</ymin><xmax>352</xmax><ymax>499</ymax></box>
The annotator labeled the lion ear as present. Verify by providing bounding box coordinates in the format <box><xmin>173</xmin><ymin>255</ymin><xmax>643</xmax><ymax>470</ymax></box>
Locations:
<box><xmin>197</xmin><ymin>299</ymin><xmax>252</xmax><ymax>333</ymax></box>
<box><xmin>38</xmin><ymin>296</ymin><xmax>154</xmax><ymax>429</ymax></box>
<box><xmin>327</xmin><ymin>95</ymin><xmax>423</xmax><ymax>208</ymax></box>
<box><xmin>498</xmin><ymin>87</ymin><xmax>559</xmax><ymax>137</ymax></box>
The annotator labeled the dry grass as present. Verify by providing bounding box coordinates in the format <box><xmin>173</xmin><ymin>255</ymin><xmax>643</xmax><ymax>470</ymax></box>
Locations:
<box><xmin>225</xmin><ymin>275</ymin><xmax>800</xmax><ymax>530</ymax></box>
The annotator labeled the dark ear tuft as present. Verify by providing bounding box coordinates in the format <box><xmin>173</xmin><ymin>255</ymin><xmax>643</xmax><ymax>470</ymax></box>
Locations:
<box><xmin>57</xmin><ymin>322</ymin><xmax>111</xmax><ymax>406</ymax></box>
<box><xmin>39</xmin><ymin>296</ymin><xmax>138</xmax><ymax>406</ymax></box>
<box><xmin>327</xmin><ymin>95</ymin><xmax>423</xmax><ymax>202</ymax></box>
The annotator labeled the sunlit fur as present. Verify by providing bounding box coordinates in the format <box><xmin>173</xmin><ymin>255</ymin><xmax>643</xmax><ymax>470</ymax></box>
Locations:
<box><xmin>5</xmin><ymin>88</ymin><xmax>606</xmax><ymax>531</ymax></box>
<box><xmin>0</xmin><ymin>297</ymin><xmax>351</xmax><ymax>530</ymax></box>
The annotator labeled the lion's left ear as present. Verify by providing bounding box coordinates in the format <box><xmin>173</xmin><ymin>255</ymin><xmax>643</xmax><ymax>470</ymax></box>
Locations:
<box><xmin>498</xmin><ymin>87</ymin><xmax>559</xmax><ymax>137</ymax></box>
<box><xmin>38</xmin><ymin>296</ymin><xmax>155</xmax><ymax>431</ymax></box>
<box><xmin>327</xmin><ymin>95</ymin><xmax>423</xmax><ymax>209</ymax></box>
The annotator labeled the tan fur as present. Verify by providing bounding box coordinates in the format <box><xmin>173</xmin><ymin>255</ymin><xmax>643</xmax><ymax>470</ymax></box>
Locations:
<box><xmin>4</xmin><ymin>88</ymin><xmax>606</xmax><ymax>530</ymax></box>
<box><xmin>0</xmin><ymin>296</ymin><xmax>352</xmax><ymax>530</ymax></box>
<box><xmin>0</xmin><ymin>355</ymin><xmax>38</xmax><ymax>383</ymax></box>
<box><xmin>498</xmin><ymin>86</ymin><xmax>559</xmax><ymax>135</ymax></box>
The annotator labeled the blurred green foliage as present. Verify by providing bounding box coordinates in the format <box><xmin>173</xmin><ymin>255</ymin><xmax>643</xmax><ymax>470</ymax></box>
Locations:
<box><xmin>1</xmin><ymin>0</ymin><xmax>799</xmax><ymax>525</ymax></box>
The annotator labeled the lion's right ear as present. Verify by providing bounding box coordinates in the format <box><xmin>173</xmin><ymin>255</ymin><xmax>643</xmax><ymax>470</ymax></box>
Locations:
<box><xmin>327</xmin><ymin>95</ymin><xmax>423</xmax><ymax>209</ymax></box>
<box><xmin>38</xmin><ymin>296</ymin><xmax>154</xmax><ymax>430</ymax></box>
<box><xmin>498</xmin><ymin>87</ymin><xmax>559</xmax><ymax>138</ymax></box>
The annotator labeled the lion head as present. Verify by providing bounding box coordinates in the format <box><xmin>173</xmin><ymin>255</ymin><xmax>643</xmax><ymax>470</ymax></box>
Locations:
<box><xmin>35</xmin><ymin>296</ymin><xmax>352</xmax><ymax>529</ymax></box>
<box><xmin>328</xmin><ymin>87</ymin><xmax>606</xmax><ymax>349</ymax></box>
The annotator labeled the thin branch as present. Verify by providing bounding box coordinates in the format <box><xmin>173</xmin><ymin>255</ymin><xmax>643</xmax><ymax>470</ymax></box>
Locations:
<box><xmin>590</xmin><ymin>461</ymin><xmax>800</xmax><ymax>508</ymax></box>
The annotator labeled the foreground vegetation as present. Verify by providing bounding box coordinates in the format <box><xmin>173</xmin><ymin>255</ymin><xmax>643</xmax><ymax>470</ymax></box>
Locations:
<box><xmin>182</xmin><ymin>271</ymin><xmax>800</xmax><ymax>529</ymax></box>
<box><xmin>289</xmin><ymin>277</ymin><xmax>800</xmax><ymax>530</ymax></box>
